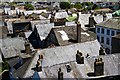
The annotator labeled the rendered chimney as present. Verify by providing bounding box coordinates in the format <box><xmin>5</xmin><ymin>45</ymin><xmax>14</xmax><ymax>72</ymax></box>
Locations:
<box><xmin>76</xmin><ymin>50</ymin><xmax>84</xmax><ymax>64</ymax></box>
<box><xmin>94</xmin><ymin>58</ymin><xmax>104</xmax><ymax>76</ymax></box>
<box><xmin>24</xmin><ymin>41</ymin><xmax>30</xmax><ymax>54</ymax></box>
<box><xmin>58</xmin><ymin>68</ymin><xmax>63</xmax><ymax>80</ymax></box>
<box><xmin>89</xmin><ymin>14</ymin><xmax>96</xmax><ymax>27</ymax></box>
<box><xmin>76</xmin><ymin>21</ymin><xmax>81</xmax><ymax>43</ymax></box>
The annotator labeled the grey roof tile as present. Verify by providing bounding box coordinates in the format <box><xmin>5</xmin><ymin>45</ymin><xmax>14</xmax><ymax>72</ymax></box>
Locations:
<box><xmin>24</xmin><ymin>40</ymin><xmax>101</xmax><ymax>78</ymax></box>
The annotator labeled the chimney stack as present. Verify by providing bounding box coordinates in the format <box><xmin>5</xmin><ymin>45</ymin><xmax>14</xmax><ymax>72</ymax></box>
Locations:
<box><xmin>58</xmin><ymin>68</ymin><xmax>63</xmax><ymax>80</ymax></box>
<box><xmin>76</xmin><ymin>50</ymin><xmax>84</xmax><ymax>64</ymax></box>
<box><xmin>89</xmin><ymin>14</ymin><xmax>96</xmax><ymax>27</ymax></box>
<box><xmin>76</xmin><ymin>21</ymin><xmax>81</xmax><ymax>43</ymax></box>
<box><xmin>36</xmin><ymin>58</ymin><xmax>42</xmax><ymax>72</ymax></box>
<box><xmin>24</xmin><ymin>41</ymin><xmax>31</xmax><ymax>54</ymax></box>
<box><xmin>103</xmin><ymin>13</ymin><xmax>107</xmax><ymax>21</ymax></box>
<box><xmin>99</xmin><ymin>47</ymin><xmax>105</xmax><ymax>55</ymax></box>
<box><xmin>50</xmin><ymin>11</ymin><xmax>55</xmax><ymax>23</ymax></box>
<box><xmin>94</xmin><ymin>58</ymin><xmax>104</xmax><ymax>76</ymax></box>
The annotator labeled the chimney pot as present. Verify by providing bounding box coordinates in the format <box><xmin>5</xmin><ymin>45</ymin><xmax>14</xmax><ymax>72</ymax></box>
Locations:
<box><xmin>58</xmin><ymin>68</ymin><xmax>63</xmax><ymax>80</ymax></box>
<box><xmin>99</xmin><ymin>47</ymin><xmax>105</xmax><ymax>55</ymax></box>
<box><xmin>39</xmin><ymin>55</ymin><xmax>43</xmax><ymax>60</ymax></box>
<box><xmin>36</xmin><ymin>59</ymin><xmax>42</xmax><ymax>72</ymax></box>
<box><xmin>65</xmin><ymin>64</ymin><xmax>72</xmax><ymax>72</ymax></box>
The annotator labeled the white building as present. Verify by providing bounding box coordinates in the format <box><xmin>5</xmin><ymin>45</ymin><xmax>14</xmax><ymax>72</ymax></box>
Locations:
<box><xmin>96</xmin><ymin>17</ymin><xmax>120</xmax><ymax>54</ymax></box>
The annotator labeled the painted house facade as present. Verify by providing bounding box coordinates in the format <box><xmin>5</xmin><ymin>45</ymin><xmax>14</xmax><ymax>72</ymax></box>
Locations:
<box><xmin>96</xmin><ymin>17</ymin><xmax>120</xmax><ymax>54</ymax></box>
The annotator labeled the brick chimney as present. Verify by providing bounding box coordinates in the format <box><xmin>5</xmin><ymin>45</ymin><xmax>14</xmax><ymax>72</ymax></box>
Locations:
<box><xmin>76</xmin><ymin>50</ymin><xmax>84</xmax><ymax>64</ymax></box>
<box><xmin>76</xmin><ymin>21</ymin><xmax>81</xmax><ymax>43</ymax></box>
<box><xmin>24</xmin><ymin>41</ymin><xmax>30</xmax><ymax>54</ymax></box>
<box><xmin>94</xmin><ymin>58</ymin><xmax>104</xmax><ymax>76</ymax></box>
<box><xmin>58</xmin><ymin>68</ymin><xmax>63</xmax><ymax>80</ymax></box>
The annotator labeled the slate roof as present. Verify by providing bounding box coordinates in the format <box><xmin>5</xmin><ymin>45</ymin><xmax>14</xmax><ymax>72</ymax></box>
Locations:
<box><xmin>65</xmin><ymin>21</ymin><xmax>77</xmax><ymax>26</ymax></box>
<box><xmin>36</xmin><ymin>23</ymin><xmax>54</xmax><ymax>40</ymax></box>
<box><xmin>0</xmin><ymin>21</ymin><xmax>5</xmax><ymax>27</ymax></box>
<box><xmin>30</xmin><ymin>20</ymin><xmax>50</xmax><ymax>30</ymax></box>
<box><xmin>35</xmin><ymin>23</ymin><xmax>65</xmax><ymax>41</ymax></box>
<box><xmin>12</xmin><ymin>51</ymin><xmax>37</xmax><ymax>78</ymax></box>
<box><xmin>39</xmin><ymin>12</ymin><xmax>51</xmax><ymax>19</ymax></box>
<box><xmin>0</xmin><ymin>26</ymin><xmax>8</xmax><ymax>39</ymax></box>
<box><xmin>5</xmin><ymin>19</ymin><xmax>31</xmax><ymax>34</ymax></box>
<box><xmin>36</xmin><ymin>53</ymin><xmax>119</xmax><ymax>79</ymax></box>
<box><xmin>23</xmin><ymin>40</ymin><xmax>101</xmax><ymax>78</ymax></box>
<box><xmin>24</xmin><ymin>31</ymin><xmax>32</xmax><ymax>39</ymax></box>
<box><xmin>113</xmin><ymin>33</ymin><xmax>120</xmax><ymax>39</ymax></box>
<box><xmin>0</xmin><ymin>37</ymin><xmax>25</xmax><ymax>58</ymax></box>
<box><xmin>23</xmin><ymin>10</ymin><xmax>47</xmax><ymax>16</ymax></box>
<box><xmin>96</xmin><ymin>17</ymin><xmax>120</xmax><ymax>30</ymax></box>
<box><xmin>8</xmin><ymin>10</ymin><xmax>16</xmax><ymax>15</ymax></box>
<box><xmin>78</xmin><ymin>13</ymin><xmax>112</xmax><ymax>30</ymax></box>
<box><xmin>7</xmin><ymin>57</ymin><xmax>20</xmax><ymax>68</ymax></box>
<box><xmin>55</xmin><ymin>11</ymin><xmax>68</xmax><ymax>19</ymax></box>
<box><xmin>50</xmin><ymin>26</ymin><xmax>96</xmax><ymax>46</ymax></box>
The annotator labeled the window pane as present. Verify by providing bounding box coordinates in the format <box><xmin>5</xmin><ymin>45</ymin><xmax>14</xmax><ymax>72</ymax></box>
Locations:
<box><xmin>101</xmin><ymin>28</ymin><xmax>104</xmax><ymax>34</ymax></box>
<box><xmin>111</xmin><ymin>31</ymin><xmax>115</xmax><ymax>36</ymax></box>
<box><xmin>106</xmin><ymin>38</ymin><xmax>110</xmax><ymax>45</ymax></box>
<box><xmin>101</xmin><ymin>37</ymin><xmax>104</xmax><ymax>43</ymax></box>
<box><xmin>97</xmin><ymin>28</ymin><xmax>100</xmax><ymax>33</ymax></box>
<box><xmin>107</xmin><ymin>30</ymin><xmax>110</xmax><ymax>35</ymax></box>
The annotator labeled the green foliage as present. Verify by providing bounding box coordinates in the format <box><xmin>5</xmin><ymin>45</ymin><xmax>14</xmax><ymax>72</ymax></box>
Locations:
<box><xmin>9</xmin><ymin>2</ymin><xmax>17</xmax><ymax>6</ymax></box>
<box><xmin>2</xmin><ymin>61</ymin><xmax>10</xmax><ymax>71</ymax></box>
<box><xmin>25</xmin><ymin>4</ymin><xmax>34</xmax><ymax>10</ymax></box>
<box><xmin>92</xmin><ymin>4</ymin><xmax>100</xmax><ymax>10</ymax></box>
<box><xmin>82</xmin><ymin>2</ymin><xmax>94</xmax><ymax>11</ymax></box>
<box><xmin>60</xmin><ymin>2</ymin><xmax>71</xmax><ymax>9</ymax></box>
<box><xmin>74</xmin><ymin>2</ymin><xmax>82</xmax><ymax>9</ymax></box>
<box><xmin>70</xmin><ymin>4</ymin><xmax>74</xmax><ymax>8</ymax></box>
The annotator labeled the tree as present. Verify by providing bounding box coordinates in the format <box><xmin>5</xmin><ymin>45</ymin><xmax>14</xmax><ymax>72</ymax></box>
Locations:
<box><xmin>9</xmin><ymin>2</ymin><xmax>17</xmax><ymax>6</ymax></box>
<box><xmin>74</xmin><ymin>2</ymin><xmax>82</xmax><ymax>9</ymax></box>
<box><xmin>60</xmin><ymin>2</ymin><xmax>70</xmax><ymax>9</ymax></box>
<box><xmin>92</xmin><ymin>4</ymin><xmax>100</xmax><ymax>10</ymax></box>
<box><xmin>70</xmin><ymin>4</ymin><xmax>74</xmax><ymax>8</ymax></box>
<box><xmin>25</xmin><ymin>4</ymin><xmax>34</xmax><ymax>10</ymax></box>
<box><xmin>2</xmin><ymin>61</ymin><xmax>10</xmax><ymax>71</ymax></box>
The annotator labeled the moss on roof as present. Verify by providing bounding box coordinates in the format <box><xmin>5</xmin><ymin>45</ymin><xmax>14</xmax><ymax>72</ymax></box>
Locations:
<box><xmin>66</xmin><ymin>16</ymin><xmax>77</xmax><ymax>21</ymax></box>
